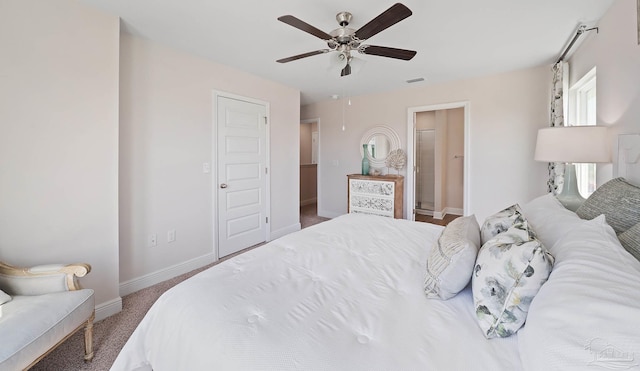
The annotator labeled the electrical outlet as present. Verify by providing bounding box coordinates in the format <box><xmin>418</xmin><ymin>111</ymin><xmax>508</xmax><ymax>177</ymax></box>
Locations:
<box><xmin>148</xmin><ymin>234</ymin><xmax>157</xmax><ymax>248</ymax></box>
<box><xmin>168</xmin><ymin>229</ymin><xmax>176</xmax><ymax>243</ymax></box>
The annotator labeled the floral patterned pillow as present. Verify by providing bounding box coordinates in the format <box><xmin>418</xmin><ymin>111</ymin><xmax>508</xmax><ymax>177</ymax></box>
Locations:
<box><xmin>472</xmin><ymin>224</ymin><xmax>554</xmax><ymax>339</ymax></box>
<box><xmin>480</xmin><ymin>204</ymin><xmax>528</xmax><ymax>244</ymax></box>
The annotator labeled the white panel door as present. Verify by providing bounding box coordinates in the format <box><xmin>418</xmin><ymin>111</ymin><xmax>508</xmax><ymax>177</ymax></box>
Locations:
<box><xmin>217</xmin><ymin>96</ymin><xmax>267</xmax><ymax>258</ymax></box>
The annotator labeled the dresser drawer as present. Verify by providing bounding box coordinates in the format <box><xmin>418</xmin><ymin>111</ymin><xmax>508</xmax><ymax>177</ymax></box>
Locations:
<box><xmin>349</xmin><ymin>179</ymin><xmax>395</xmax><ymax>197</ymax></box>
<box><xmin>347</xmin><ymin>175</ymin><xmax>404</xmax><ymax>219</ymax></box>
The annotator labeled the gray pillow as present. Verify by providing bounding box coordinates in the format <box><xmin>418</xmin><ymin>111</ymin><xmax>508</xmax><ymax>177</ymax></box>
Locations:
<box><xmin>424</xmin><ymin>215</ymin><xmax>481</xmax><ymax>300</ymax></box>
<box><xmin>618</xmin><ymin>222</ymin><xmax>640</xmax><ymax>263</ymax></box>
<box><xmin>576</xmin><ymin>177</ymin><xmax>640</xmax><ymax>234</ymax></box>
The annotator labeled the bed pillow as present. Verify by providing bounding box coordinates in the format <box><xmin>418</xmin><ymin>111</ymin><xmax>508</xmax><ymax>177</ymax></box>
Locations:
<box><xmin>424</xmin><ymin>215</ymin><xmax>481</xmax><ymax>300</ymax></box>
<box><xmin>480</xmin><ymin>204</ymin><xmax>527</xmax><ymax>244</ymax></box>
<box><xmin>520</xmin><ymin>193</ymin><xmax>585</xmax><ymax>252</ymax></box>
<box><xmin>472</xmin><ymin>224</ymin><xmax>554</xmax><ymax>339</ymax></box>
<box><xmin>0</xmin><ymin>289</ymin><xmax>11</xmax><ymax>305</ymax></box>
<box><xmin>576</xmin><ymin>177</ymin><xmax>640</xmax><ymax>234</ymax></box>
<box><xmin>518</xmin><ymin>215</ymin><xmax>640</xmax><ymax>370</ymax></box>
<box><xmin>618</xmin><ymin>222</ymin><xmax>640</xmax><ymax>262</ymax></box>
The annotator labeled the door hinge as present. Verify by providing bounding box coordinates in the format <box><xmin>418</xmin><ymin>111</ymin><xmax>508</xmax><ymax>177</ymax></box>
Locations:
<box><xmin>265</xmin><ymin>167</ymin><xmax>268</xmax><ymax>174</ymax></box>
<box><xmin>266</xmin><ymin>217</ymin><xmax>269</xmax><ymax>223</ymax></box>
<box><xmin>264</xmin><ymin>116</ymin><xmax>267</xmax><ymax>125</ymax></box>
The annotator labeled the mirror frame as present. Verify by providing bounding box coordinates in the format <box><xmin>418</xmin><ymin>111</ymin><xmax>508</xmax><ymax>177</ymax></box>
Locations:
<box><xmin>359</xmin><ymin>125</ymin><xmax>401</xmax><ymax>168</ymax></box>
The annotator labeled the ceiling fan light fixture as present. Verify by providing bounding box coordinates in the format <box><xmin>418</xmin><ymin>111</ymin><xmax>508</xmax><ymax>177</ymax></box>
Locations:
<box><xmin>327</xmin><ymin>52</ymin><xmax>349</xmax><ymax>74</ymax></box>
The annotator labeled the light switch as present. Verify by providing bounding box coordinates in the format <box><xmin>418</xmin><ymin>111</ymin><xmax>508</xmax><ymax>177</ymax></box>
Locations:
<box><xmin>203</xmin><ymin>162</ymin><xmax>211</xmax><ymax>173</ymax></box>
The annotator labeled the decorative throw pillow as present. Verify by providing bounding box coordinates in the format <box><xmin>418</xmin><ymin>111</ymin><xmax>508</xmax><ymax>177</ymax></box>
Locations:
<box><xmin>480</xmin><ymin>204</ymin><xmax>528</xmax><ymax>244</ymax></box>
<box><xmin>472</xmin><ymin>225</ymin><xmax>554</xmax><ymax>339</ymax></box>
<box><xmin>0</xmin><ymin>289</ymin><xmax>11</xmax><ymax>305</ymax></box>
<box><xmin>424</xmin><ymin>215</ymin><xmax>481</xmax><ymax>300</ymax></box>
<box><xmin>576</xmin><ymin>177</ymin><xmax>640</xmax><ymax>234</ymax></box>
<box><xmin>618</xmin><ymin>222</ymin><xmax>640</xmax><ymax>263</ymax></box>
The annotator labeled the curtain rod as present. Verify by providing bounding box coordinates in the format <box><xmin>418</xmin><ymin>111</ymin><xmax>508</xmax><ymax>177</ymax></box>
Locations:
<box><xmin>556</xmin><ymin>25</ymin><xmax>598</xmax><ymax>64</ymax></box>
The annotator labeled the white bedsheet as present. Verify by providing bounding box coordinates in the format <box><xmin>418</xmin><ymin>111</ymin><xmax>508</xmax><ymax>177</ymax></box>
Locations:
<box><xmin>111</xmin><ymin>214</ymin><xmax>522</xmax><ymax>371</ymax></box>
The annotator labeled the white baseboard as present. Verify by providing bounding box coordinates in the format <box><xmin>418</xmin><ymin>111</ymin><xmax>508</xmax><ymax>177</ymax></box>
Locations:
<box><xmin>95</xmin><ymin>297</ymin><xmax>122</xmax><ymax>322</ymax></box>
<box><xmin>300</xmin><ymin>197</ymin><xmax>317</xmax><ymax>206</ymax></box>
<box><xmin>433</xmin><ymin>207</ymin><xmax>464</xmax><ymax>220</ymax></box>
<box><xmin>444</xmin><ymin>207</ymin><xmax>463</xmax><ymax>216</ymax></box>
<box><xmin>119</xmin><ymin>253</ymin><xmax>217</xmax><ymax>297</ymax></box>
<box><xmin>270</xmin><ymin>223</ymin><xmax>301</xmax><ymax>241</ymax></box>
<box><xmin>318</xmin><ymin>209</ymin><xmax>342</xmax><ymax>219</ymax></box>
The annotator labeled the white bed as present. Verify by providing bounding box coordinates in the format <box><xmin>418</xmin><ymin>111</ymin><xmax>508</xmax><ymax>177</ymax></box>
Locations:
<box><xmin>111</xmin><ymin>188</ymin><xmax>640</xmax><ymax>371</ymax></box>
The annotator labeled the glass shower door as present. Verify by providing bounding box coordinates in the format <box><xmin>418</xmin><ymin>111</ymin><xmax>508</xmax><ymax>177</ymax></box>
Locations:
<box><xmin>415</xmin><ymin>129</ymin><xmax>435</xmax><ymax>212</ymax></box>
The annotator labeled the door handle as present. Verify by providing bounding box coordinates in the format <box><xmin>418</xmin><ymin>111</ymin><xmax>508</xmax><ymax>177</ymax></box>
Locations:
<box><xmin>220</xmin><ymin>183</ymin><xmax>228</xmax><ymax>189</ymax></box>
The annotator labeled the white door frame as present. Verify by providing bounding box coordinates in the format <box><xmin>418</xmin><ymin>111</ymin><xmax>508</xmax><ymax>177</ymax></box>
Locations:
<box><xmin>212</xmin><ymin>90</ymin><xmax>271</xmax><ymax>260</ymax></box>
<box><xmin>406</xmin><ymin>101</ymin><xmax>470</xmax><ymax>220</ymax></box>
<box><xmin>300</xmin><ymin>118</ymin><xmax>321</xmax><ymax>214</ymax></box>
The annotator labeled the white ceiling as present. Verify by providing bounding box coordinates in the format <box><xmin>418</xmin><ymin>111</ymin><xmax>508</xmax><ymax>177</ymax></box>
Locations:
<box><xmin>80</xmin><ymin>0</ymin><xmax>614</xmax><ymax>105</ymax></box>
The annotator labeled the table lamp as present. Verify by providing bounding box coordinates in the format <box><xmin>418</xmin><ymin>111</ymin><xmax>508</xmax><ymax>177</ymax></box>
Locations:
<box><xmin>534</xmin><ymin>126</ymin><xmax>610</xmax><ymax>211</ymax></box>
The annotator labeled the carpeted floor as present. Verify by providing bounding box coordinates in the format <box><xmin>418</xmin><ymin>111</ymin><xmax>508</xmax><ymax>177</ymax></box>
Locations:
<box><xmin>32</xmin><ymin>205</ymin><xmax>329</xmax><ymax>370</ymax></box>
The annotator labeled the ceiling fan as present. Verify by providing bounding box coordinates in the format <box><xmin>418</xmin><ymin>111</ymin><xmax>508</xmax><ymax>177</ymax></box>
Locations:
<box><xmin>276</xmin><ymin>3</ymin><xmax>417</xmax><ymax>77</ymax></box>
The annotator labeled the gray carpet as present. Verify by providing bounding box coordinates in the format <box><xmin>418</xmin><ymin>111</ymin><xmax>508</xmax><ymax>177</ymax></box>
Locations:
<box><xmin>31</xmin><ymin>258</ymin><xmax>220</xmax><ymax>371</ymax></box>
<box><xmin>32</xmin><ymin>206</ymin><xmax>328</xmax><ymax>370</ymax></box>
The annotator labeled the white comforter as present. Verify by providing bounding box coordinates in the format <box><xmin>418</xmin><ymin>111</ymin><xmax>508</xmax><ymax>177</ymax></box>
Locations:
<box><xmin>111</xmin><ymin>214</ymin><xmax>522</xmax><ymax>371</ymax></box>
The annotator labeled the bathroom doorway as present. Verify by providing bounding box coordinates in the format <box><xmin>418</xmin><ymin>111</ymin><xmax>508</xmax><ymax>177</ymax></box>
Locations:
<box><xmin>407</xmin><ymin>102</ymin><xmax>469</xmax><ymax>221</ymax></box>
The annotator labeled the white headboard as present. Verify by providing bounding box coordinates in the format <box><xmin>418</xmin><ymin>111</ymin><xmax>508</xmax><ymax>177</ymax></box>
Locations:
<box><xmin>617</xmin><ymin>134</ymin><xmax>640</xmax><ymax>186</ymax></box>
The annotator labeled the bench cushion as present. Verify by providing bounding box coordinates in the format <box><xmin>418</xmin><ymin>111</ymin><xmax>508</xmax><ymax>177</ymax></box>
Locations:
<box><xmin>0</xmin><ymin>289</ymin><xmax>94</xmax><ymax>370</ymax></box>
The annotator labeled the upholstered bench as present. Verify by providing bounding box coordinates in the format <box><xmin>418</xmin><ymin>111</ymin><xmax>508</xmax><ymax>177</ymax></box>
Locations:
<box><xmin>0</xmin><ymin>262</ymin><xmax>95</xmax><ymax>370</ymax></box>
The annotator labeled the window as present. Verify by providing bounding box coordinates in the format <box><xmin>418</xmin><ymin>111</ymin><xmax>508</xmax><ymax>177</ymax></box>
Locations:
<box><xmin>569</xmin><ymin>68</ymin><xmax>597</xmax><ymax>197</ymax></box>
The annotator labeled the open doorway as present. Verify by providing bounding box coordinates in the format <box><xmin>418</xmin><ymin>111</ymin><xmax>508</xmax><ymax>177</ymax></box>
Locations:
<box><xmin>407</xmin><ymin>102</ymin><xmax>469</xmax><ymax>223</ymax></box>
<box><xmin>300</xmin><ymin>118</ymin><xmax>326</xmax><ymax>228</ymax></box>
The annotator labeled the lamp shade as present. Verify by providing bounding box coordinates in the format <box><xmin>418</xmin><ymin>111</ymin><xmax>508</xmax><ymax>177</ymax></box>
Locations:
<box><xmin>534</xmin><ymin>126</ymin><xmax>611</xmax><ymax>163</ymax></box>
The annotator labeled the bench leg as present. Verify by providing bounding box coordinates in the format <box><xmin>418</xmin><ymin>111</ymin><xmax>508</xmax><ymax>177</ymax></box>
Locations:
<box><xmin>84</xmin><ymin>312</ymin><xmax>95</xmax><ymax>362</ymax></box>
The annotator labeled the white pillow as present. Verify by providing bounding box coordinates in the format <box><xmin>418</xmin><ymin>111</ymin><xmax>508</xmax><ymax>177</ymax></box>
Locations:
<box><xmin>472</xmin><ymin>223</ymin><xmax>554</xmax><ymax>339</ymax></box>
<box><xmin>480</xmin><ymin>204</ymin><xmax>527</xmax><ymax>245</ymax></box>
<box><xmin>521</xmin><ymin>193</ymin><xmax>585</xmax><ymax>252</ymax></box>
<box><xmin>518</xmin><ymin>215</ymin><xmax>640</xmax><ymax>370</ymax></box>
<box><xmin>0</xmin><ymin>289</ymin><xmax>11</xmax><ymax>305</ymax></box>
<box><xmin>424</xmin><ymin>215</ymin><xmax>481</xmax><ymax>300</ymax></box>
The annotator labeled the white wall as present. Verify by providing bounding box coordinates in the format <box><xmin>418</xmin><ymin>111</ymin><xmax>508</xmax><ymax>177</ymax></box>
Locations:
<box><xmin>568</xmin><ymin>0</ymin><xmax>640</xmax><ymax>184</ymax></box>
<box><xmin>0</xmin><ymin>0</ymin><xmax>120</xmax><ymax>309</ymax></box>
<box><xmin>301</xmin><ymin>66</ymin><xmax>550</xmax><ymax>222</ymax></box>
<box><xmin>119</xmin><ymin>34</ymin><xmax>300</xmax><ymax>285</ymax></box>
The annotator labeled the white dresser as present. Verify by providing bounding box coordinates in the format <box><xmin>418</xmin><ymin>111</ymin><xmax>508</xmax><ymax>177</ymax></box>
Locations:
<box><xmin>347</xmin><ymin>174</ymin><xmax>404</xmax><ymax>218</ymax></box>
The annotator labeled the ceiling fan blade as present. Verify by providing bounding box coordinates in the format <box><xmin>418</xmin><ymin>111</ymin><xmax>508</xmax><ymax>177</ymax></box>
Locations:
<box><xmin>277</xmin><ymin>50</ymin><xmax>329</xmax><ymax>63</ymax></box>
<box><xmin>355</xmin><ymin>3</ymin><xmax>412</xmax><ymax>40</ymax></box>
<box><xmin>360</xmin><ymin>45</ymin><xmax>416</xmax><ymax>60</ymax></box>
<box><xmin>341</xmin><ymin>63</ymin><xmax>352</xmax><ymax>77</ymax></box>
<box><xmin>278</xmin><ymin>15</ymin><xmax>333</xmax><ymax>40</ymax></box>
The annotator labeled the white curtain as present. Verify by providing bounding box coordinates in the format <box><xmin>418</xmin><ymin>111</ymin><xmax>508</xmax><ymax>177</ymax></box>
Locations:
<box><xmin>548</xmin><ymin>62</ymin><xmax>566</xmax><ymax>194</ymax></box>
